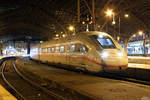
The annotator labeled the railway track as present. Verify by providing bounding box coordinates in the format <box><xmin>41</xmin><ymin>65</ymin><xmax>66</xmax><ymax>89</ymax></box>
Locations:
<box><xmin>1</xmin><ymin>61</ymin><xmax>26</xmax><ymax>100</ymax></box>
<box><xmin>3</xmin><ymin>58</ymin><xmax>150</xmax><ymax>100</ymax></box>
<box><xmin>1</xmin><ymin>60</ymin><xmax>66</xmax><ymax>100</ymax></box>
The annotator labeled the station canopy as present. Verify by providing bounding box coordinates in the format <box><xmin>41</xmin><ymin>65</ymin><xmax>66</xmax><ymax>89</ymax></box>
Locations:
<box><xmin>0</xmin><ymin>0</ymin><xmax>149</xmax><ymax>41</ymax></box>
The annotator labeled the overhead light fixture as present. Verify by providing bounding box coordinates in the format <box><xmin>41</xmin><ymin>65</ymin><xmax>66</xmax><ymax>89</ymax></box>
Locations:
<box><xmin>106</xmin><ymin>9</ymin><xmax>113</xmax><ymax>17</ymax></box>
<box><xmin>138</xmin><ymin>31</ymin><xmax>143</xmax><ymax>36</ymax></box>
<box><xmin>68</xmin><ymin>25</ymin><xmax>74</xmax><ymax>31</ymax></box>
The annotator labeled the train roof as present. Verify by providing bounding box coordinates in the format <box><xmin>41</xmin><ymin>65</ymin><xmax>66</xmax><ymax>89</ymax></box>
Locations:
<box><xmin>80</xmin><ymin>31</ymin><xmax>108</xmax><ymax>36</ymax></box>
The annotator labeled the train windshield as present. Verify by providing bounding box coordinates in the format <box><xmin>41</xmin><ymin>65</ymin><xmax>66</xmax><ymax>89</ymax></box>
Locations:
<box><xmin>92</xmin><ymin>35</ymin><xmax>116</xmax><ymax>48</ymax></box>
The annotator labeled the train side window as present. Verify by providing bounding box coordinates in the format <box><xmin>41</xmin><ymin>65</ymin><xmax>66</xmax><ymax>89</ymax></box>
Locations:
<box><xmin>75</xmin><ymin>44</ymin><xmax>81</xmax><ymax>52</ymax></box>
<box><xmin>45</xmin><ymin>48</ymin><xmax>48</xmax><ymax>53</ymax></box>
<box><xmin>60</xmin><ymin>46</ymin><xmax>65</xmax><ymax>53</ymax></box>
<box><xmin>66</xmin><ymin>45</ymin><xmax>70</xmax><ymax>52</ymax></box>
<box><xmin>70</xmin><ymin>44</ymin><xmax>75</xmax><ymax>52</ymax></box>
<box><xmin>42</xmin><ymin>48</ymin><xmax>44</xmax><ymax>53</ymax></box>
<box><xmin>42</xmin><ymin>48</ymin><xmax>47</xmax><ymax>53</ymax></box>
<box><xmin>51</xmin><ymin>47</ymin><xmax>55</xmax><ymax>53</ymax></box>
<box><xmin>39</xmin><ymin>48</ymin><xmax>41</xmax><ymax>53</ymax></box>
<box><xmin>47</xmin><ymin>48</ymin><xmax>51</xmax><ymax>53</ymax></box>
<box><xmin>81</xmin><ymin>45</ymin><xmax>88</xmax><ymax>53</ymax></box>
<box><xmin>36</xmin><ymin>48</ymin><xmax>38</xmax><ymax>53</ymax></box>
<box><xmin>75</xmin><ymin>44</ymin><xmax>88</xmax><ymax>53</ymax></box>
<box><xmin>31</xmin><ymin>48</ymin><xmax>38</xmax><ymax>54</ymax></box>
<box><xmin>55</xmin><ymin>47</ymin><xmax>59</xmax><ymax>53</ymax></box>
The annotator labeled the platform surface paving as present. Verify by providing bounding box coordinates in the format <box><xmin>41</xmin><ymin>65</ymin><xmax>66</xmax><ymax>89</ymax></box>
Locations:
<box><xmin>0</xmin><ymin>85</ymin><xmax>17</xmax><ymax>100</ymax></box>
<box><xmin>128</xmin><ymin>63</ymin><xmax>150</xmax><ymax>69</ymax></box>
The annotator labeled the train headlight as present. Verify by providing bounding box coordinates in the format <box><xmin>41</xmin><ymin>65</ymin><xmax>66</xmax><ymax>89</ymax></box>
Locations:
<box><xmin>102</xmin><ymin>52</ymin><xmax>109</xmax><ymax>58</ymax></box>
<box><xmin>118</xmin><ymin>51</ymin><xmax>123</xmax><ymax>56</ymax></box>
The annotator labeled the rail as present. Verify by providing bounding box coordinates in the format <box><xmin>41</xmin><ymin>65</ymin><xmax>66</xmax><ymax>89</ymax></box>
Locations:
<box><xmin>1</xmin><ymin>59</ymin><xmax>66</xmax><ymax>100</ymax></box>
<box><xmin>1</xmin><ymin>61</ymin><xmax>26</xmax><ymax>100</ymax></box>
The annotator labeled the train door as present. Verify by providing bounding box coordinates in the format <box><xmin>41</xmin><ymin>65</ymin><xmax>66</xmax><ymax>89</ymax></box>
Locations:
<box><xmin>71</xmin><ymin>44</ymin><xmax>82</xmax><ymax>66</ymax></box>
<box><xmin>78</xmin><ymin>44</ymin><xmax>89</xmax><ymax>67</ymax></box>
<box><xmin>69</xmin><ymin>44</ymin><xmax>86</xmax><ymax>67</ymax></box>
<box><xmin>66</xmin><ymin>44</ymin><xmax>81</xmax><ymax>66</ymax></box>
<box><xmin>66</xmin><ymin>44</ymin><xmax>71</xmax><ymax>65</ymax></box>
<box><xmin>65</xmin><ymin>43</ymin><xmax>88</xmax><ymax>70</ymax></box>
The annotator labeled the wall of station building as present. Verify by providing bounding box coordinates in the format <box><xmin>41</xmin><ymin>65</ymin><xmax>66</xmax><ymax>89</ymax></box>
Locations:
<box><xmin>1</xmin><ymin>41</ymin><xmax>28</xmax><ymax>56</ymax></box>
<box><xmin>126</xmin><ymin>40</ymin><xmax>150</xmax><ymax>55</ymax></box>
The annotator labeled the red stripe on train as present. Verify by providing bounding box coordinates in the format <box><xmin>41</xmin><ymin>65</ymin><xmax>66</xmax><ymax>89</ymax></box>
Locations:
<box><xmin>33</xmin><ymin>54</ymin><xmax>127</xmax><ymax>67</ymax></box>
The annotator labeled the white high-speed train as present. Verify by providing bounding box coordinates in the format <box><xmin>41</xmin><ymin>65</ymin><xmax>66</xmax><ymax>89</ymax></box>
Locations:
<box><xmin>30</xmin><ymin>31</ymin><xmax>128</xmax><ymax>73</ymax></box>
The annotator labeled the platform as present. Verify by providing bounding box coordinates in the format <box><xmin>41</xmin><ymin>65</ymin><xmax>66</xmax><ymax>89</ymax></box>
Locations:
<box><xmin>0</xmin><ymin>57</ymin><xmax>17</xmax><ymax>100</ymax></box>
<box><xmin>127</xmin><ymin>56</ymin><xmax>150</xmax><ymax>80</ymax></box>
<box><xmin>0</xmin><ymin>56</ymin><xmax>5</xmax><ymax>59</ymax></box>
<box><xmin>128</xmin><ymin>63</ymin><xmax>150</xmax><ymax>69</ymax></box>
<box><xmin>128</xmin><ymin>56</ymin><xmax>150</xmax><ymax>59</ymax></box>
<box><xmin>0</xmin><ymin>85</ymin><xmax>17</xmax><ymax>100</ymax></box>
<box><xmin>128</xmin><ymin>56</ymin><xmax>150</xmax><ymax>64</ymax></box>
<box><xmin>15</xmin><ymin>59</ymin><xmax>150</xmax><ymax>100</ymax></box>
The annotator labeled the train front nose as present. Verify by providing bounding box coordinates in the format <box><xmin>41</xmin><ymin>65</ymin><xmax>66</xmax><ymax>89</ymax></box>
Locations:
<box><xmin>101</xmin><ymin>49</ymin><xmax>128</xmax><ymax>71</ymax></box>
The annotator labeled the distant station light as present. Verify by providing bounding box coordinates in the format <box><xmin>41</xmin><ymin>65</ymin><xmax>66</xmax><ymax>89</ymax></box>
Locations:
<box><xmin>97</xmin><ymin>25</ymin><xmax>101</xmax><ymax>28</ymax></box>
<box><xmin>117</xmin><ymin>36</ymin><xmax>120</xmax><ymax>41</ymax></box>
<box><xmin>133</xmin><ymin>34</ymin><xmax>136</xmax><ymax>37</ymax></box>
<box><xmin>62</xmin><ymin>34</ymin><xmax>66</xmax><ymax>38</ymax></box>
<box><xmin>89</xmin><ymin>21</ymin><xmax>93</xmax><ymax>24</ymax></box>
<box><xmin>112</xmin><ymin>21</ymin><xmax>115</xmax><ymax>25</ymax></box>
<box><xmin>68</xmin><ymin>26</ymin><xmax>74</xmax><ymax>31</ymax></box>
<box><xmin>56</xmin><ymin>34</ymin><xmax>59</xmax><ymax>37</ymax></box>
<box><xmin>40</xmin><ymin>41</ymin><xmax>43</xmax><ymax>43</ymax></box>
<box><xmin>124</xmin><ymin>14</ymin><xmax>129</xmax><ymax>18</ymax></box>
<box><xmin>82</xmin><ymin>21</ymin><xmax>85</xmax><ymax>24</ymax></box>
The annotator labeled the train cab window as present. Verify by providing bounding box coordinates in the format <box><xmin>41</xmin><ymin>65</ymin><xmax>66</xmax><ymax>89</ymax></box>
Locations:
<box><xmin>51</xmin><ymin>47</ymin><xmax>55</xmax><ymax>53</ymax></box>
<box><xmin>97</xmin><ymin>38</ymin><xmax>116</xmax><ymax>48</ymax></box>
<box><xmin>70</xmin><ymin>45</ymin><xmax>75</xmax><ymax>52</ymax></box>
<box><xmin>60</xmin><ymin>46</ymin><xmax>65</xmax><ymax>53</ymax></box>
<box><xmin>92</xmin><ymin>35</ymin><xmax>116</xmax><ymax>49</ymax></box>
